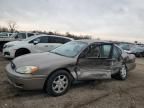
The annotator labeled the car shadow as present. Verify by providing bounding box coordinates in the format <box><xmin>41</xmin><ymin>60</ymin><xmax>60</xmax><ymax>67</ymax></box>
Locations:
<box><xmin>2</xmin><ymin>79</ymin><xmax>115</xmax><ymax>99</ymax></box>
<box><xmin>71</xmin><ymin>79</ymin><xmax>113</xmax><ymax>90</ymax></box>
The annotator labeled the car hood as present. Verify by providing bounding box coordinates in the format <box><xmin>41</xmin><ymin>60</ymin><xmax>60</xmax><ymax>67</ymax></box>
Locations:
<box><xmin>13</xmin><ymin>52</ymin><xmax>75</xmax><ymax>68</ymax></box>
<box><xmin>5</xmin><ymin>41</ymin><xmax>26</xmax><ymax>45</ymax></box>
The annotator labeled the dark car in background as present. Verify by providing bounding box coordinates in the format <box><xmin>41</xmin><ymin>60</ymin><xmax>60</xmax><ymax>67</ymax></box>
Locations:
<box><xmin>118</xmin><ymin>43</ymin><xmax>134</xmax><ymax>53</ymax></box>
<box><xmin>129</xmin><ymin>47</ymin><xmax>144</xmax><ymax>57</ymax></box>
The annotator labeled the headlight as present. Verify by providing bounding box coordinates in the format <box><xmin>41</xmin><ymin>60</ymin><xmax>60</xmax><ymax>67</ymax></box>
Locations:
<box><xmin>16</xmin><ymin>66</ymin><xmax>39</xmax><ymax>74</ymax></box>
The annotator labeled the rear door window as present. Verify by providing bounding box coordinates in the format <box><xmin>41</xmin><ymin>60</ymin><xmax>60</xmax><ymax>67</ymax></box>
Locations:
<box><xmin>100</xmin><ymin>44</ymin><xmax>112</xmax><ymax>58</ymax></box>
<box><xmin>48</xmin><ymin>36</ymin><xmax>57</xmax><ymax>43</ymax></box>
<box><xmin>112</xmin><ymin>46</ymin><xmax>121</xmax><ymax>59</ymax></box>
<box><xmin>48</xmin><ymin>36</ymin><xmax>70</xmax><ymax>44</ymax></box>
<box><xmin>38</xmin><ymin>36</ymin><xmax>49</xmax><ymax>43</ymax></box>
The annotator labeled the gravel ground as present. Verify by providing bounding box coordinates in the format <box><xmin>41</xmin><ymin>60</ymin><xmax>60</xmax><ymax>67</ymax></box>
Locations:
<box><xmin>0</xmin><ymin>54</ymin><xmax>144</xmax><ymax>108</ymax></box>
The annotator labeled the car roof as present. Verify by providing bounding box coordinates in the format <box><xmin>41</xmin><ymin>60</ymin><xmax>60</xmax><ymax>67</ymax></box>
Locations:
<box><xmin>75</xmin><ymin>39</ymin><xmax>113</xmax><ymax>44</ymax></box>
<box><xmin>34</xmin><ymin>34</ymin><xmax>74</xmax><ymax>40</ymax></box>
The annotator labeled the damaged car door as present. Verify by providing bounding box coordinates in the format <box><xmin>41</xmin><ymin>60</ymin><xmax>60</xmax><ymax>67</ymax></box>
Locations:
<box><xmin>76</xmin><ymin>43</ymin><xmax>113</xmax><ymax>80</ymax></box>
<box><xmin>111</xmin><ymin>45</ymin><xmax>123</xmax><ymax>74</ymax></box>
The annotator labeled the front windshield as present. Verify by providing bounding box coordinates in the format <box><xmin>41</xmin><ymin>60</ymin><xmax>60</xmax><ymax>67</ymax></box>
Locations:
<box><xmin>51</xmin><ymin>41</ymin><xmax>88</xmax><ymax>57</ymax></box>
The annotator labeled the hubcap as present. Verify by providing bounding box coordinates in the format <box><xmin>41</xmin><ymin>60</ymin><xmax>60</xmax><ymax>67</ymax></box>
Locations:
<box><xmin>52</xmin><ymin>75</ymin><xmax>68</xmax><ymax>93</ymax></box>
<box><xmin>121</xmin><ymin>65</ymin><xmax>127</xmax><ymax>78</ymax></box>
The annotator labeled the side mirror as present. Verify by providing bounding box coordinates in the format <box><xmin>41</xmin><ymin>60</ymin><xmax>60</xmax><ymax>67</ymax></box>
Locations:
<box><xmin>33</xmin><ymin>41</ymin><xmax>39</xmax><ymax>45</ymax></box>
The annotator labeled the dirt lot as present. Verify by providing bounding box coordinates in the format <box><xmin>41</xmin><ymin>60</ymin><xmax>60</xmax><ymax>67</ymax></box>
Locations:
<box><xmin>0</xmin><ymin>54</ymin><xmax>144</xmax><ymax>108</ymax></box>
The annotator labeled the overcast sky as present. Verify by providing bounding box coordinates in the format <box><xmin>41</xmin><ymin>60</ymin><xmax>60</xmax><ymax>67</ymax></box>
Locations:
<box><xmin>0</xmin><ymin>0</ymin><xmax>144</xmax><ymax>42</ymax></box>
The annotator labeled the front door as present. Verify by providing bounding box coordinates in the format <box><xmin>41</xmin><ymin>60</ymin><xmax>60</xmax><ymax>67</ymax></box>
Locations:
<box><xmin>31</xmin><ymin>36</ymin><xmax>50</xmax><ymax>52</ymax></box>
<box><xmin>77</xmin><ymin>43</ymin><xmax>113</xmax><ymax>80</ymax></box>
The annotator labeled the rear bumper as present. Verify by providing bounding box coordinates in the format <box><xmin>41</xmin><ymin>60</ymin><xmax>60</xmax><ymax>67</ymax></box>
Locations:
<box><xmin>6</xmin><ymin>64</ymin><xmax>47</xmax><ymax>90</ymax></box>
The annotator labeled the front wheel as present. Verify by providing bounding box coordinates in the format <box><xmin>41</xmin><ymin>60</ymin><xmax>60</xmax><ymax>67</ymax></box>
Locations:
<box><xmin>45</xmin><ymin>70</ymin><xmax>72</xmax><ymax>96</ymax></box>
<box><xmin>15</xmin><ymin>49</ymin><xmax>30</xmax><ymax>57</ymax></box>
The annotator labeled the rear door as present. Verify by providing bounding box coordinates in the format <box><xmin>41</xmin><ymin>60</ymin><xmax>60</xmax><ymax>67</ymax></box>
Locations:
<box><xmin>77</xmin><ymin>43</ymin><xmax>113</xmax><ymax>80</ymax></box>
<box><xmin>111</xmin><ymin>45</ymin><xmax>123</xmax><ymax>74</ymax></box>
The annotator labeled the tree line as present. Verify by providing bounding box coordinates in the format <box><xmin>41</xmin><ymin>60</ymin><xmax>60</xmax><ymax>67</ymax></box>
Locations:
<box><xmin>0</xmin><ymin>21</ymin><xmax>91</xmax><ymax>40</ymax></box>
<box><xmin>32</xmin><ymin>31</ymin><xmax>91</xmax><ymax>40</ymax></box>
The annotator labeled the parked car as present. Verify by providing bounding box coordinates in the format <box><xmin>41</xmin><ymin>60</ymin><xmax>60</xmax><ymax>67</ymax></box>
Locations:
<box><xmin>6</xmin><ymin>40</ymin><xmax>136</xmax><ymax>96</ymax></box>
<box><xmin>118</xmin><ymin>43</ymin><xmax>135</xmax><ymax>53</ymax></box>
<box><xmin>128</xmin><ymin>47</ymin><xmax>144</xmax><ymax>57</ymax></box>
<box><xmin>0</xmin><ymin>32</ymin><xmax>38</xmax><ymax>42</ymax></box>
<box><xmin>3</xmin><ymin>35</ymin><xmax>74</xmax><ymax>58</ymax></box>
<box><xmin>0</xmin><ymin>32</ymin><xmax>37</xmax><ymax>52</ymax></box>
<box><xmin>0</xmin><ymin>32</ymin><xmax>14</xmax><ymax>38</ymax></box>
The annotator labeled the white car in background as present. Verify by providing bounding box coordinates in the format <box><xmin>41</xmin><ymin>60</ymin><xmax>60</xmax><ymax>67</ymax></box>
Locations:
<box><xmin>0</xmin><ymin>32</ymin><xmax>38</xmax><ymax>52</ymax></box>
<box><xmin>2</xmin><ymin>35</ymin><xmax>73</xmax><ymax>58</ymax></box>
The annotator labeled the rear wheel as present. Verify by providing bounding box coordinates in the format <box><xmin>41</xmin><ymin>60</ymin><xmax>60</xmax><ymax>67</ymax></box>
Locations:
<box><xmin>45</xmin><ymin>70</ymin><xmax>72</xmax><ymax>96</ymax></box>
<box><xmin>112</xmin><ymin>64</ymin><xmax>127</xmax><ymax>80</ymax></box>
<box><xmin>136</xmin><ymin>53</ymin><xmax>142</xmax><ymax>57</ymax></box>
<box><xmin>139</xmin><ymin>53</ymin><xmax>143</xmax><ymax>57</ymax></box>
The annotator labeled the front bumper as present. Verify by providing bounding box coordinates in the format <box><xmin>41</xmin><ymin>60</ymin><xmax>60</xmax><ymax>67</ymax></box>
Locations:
<box><xmin>2</xmin><ymin>48</ymin><xmax>15</xmax><ymax>58</ymax></box>
<box><xmin>6</xmin><ymin>64</ymin><xmax>47</xmax><ymax>90</ymax></box>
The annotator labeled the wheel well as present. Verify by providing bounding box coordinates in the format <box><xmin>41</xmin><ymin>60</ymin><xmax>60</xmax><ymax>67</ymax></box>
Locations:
<box><xmin>43</xmin><ymin>68</ymin><xmax>74</xmax><ymax>90</ymax></box>
<box><xmin>112</xmin><ymin>63</ymin><xmax>127</xmax><ymax>76</ymax></box>
<box><xmin>15</xmin><ymin>48</ymin><xmax>31</xmax><ymax>56</ymax></box>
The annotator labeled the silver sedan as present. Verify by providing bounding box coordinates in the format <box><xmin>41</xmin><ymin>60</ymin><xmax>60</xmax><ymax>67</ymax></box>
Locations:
<box><xmin>6</xmin><ymin>40</ymin><xmax>136</xmax><ymax>96</ymax></box>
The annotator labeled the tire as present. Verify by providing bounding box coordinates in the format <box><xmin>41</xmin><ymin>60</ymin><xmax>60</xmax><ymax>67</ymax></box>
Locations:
<box><xmin>45</xmin><ymin>70</ymin><xmax>72</xmax><ymax>96</ymax></box>
<box><xmin>15</xmin><ymin>48</ymin><xmax>30</xmax><ymax>57</ymax></box>
<box><xmin>112</xmin><ymin>64</ymin><xmax>127</xmax><ymax>80</ymax></box>
<box><xmin>139</xmin><ymin>53</ymin><xmax>143</xmax><ymax>57</ymax></box>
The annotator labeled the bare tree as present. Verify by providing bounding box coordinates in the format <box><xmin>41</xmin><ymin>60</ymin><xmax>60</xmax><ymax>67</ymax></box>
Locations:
<box><xmin>7</xmin><ymin>20</ymin><xmax>17</xmax><ymax>32</ymax></box>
